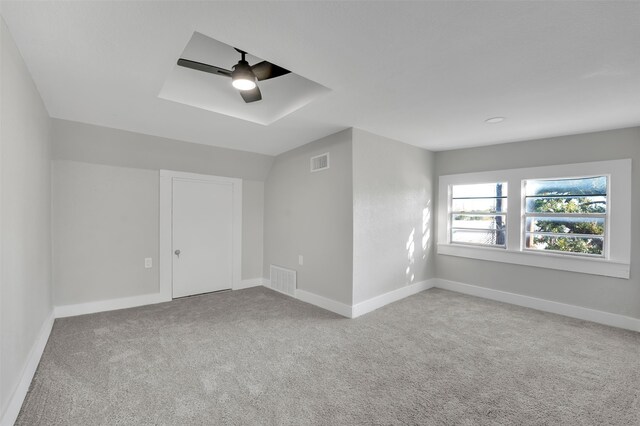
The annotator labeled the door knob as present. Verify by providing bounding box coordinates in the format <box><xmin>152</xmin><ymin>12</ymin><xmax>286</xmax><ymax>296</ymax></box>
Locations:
<box><xmin>174</xmin><ymin>249</ymin><xmax>181</xmax><ymax>257</ymax></box>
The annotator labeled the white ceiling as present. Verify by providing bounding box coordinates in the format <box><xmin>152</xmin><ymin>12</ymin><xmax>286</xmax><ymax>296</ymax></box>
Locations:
<box><xmin>2</xmin><ymin>1</ymin><xmax>640</xmax><ymax>156</ymax></box>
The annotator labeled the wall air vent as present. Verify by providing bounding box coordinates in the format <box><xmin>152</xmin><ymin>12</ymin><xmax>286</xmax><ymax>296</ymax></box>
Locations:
<box><xmin>270</xmin><ymin>265</ymin><xmax>297</xmax><ymax>296</ymax></box>
<box><xmin>310</xmin><ymin>152</ymin><xmax>330</xmax><ymax>172</ymax></box>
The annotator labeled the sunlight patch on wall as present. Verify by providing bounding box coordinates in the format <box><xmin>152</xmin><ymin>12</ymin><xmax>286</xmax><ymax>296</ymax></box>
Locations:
<box><xmin>406</xmin><ymin>228</ymin><xmax>416</xmax><ymax>283</ymax></box>
<box><xmin>422</xmin><ymin>202</ymin><xmax>432</xmax><ymax>258</ymax></box>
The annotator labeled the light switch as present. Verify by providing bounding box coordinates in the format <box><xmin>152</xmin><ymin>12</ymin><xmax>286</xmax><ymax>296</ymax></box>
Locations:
<box><xmin>298</xmin><ymin>255</ymin><xmax>304</xmax><ymax>266</ymax></box>
<box><xmin>144</xmin><ymin>258</ymin><xmax>153</xmax><ymax>269</ymax></box>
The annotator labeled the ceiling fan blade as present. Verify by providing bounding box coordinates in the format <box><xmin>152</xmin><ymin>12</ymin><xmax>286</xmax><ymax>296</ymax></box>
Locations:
<box><xmin>240</xmin><ymin>86</ymin><xmax>262</xmax><ymax>103</ymax></box>
<box><xmin>177</xmin><ymin>58</ymin><xmax>232</xmax><ymax>77</ymax></box>
<box><xmin>251</xmin><ymin>61</ymin><xmax>290</xmax><ymax>81</ymax></box>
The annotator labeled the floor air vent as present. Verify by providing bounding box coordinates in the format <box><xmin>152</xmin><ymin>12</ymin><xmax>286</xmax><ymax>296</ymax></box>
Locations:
<box><xmin>270</xmin><ymin>265</ymin><xmax>297</xmax><ymax>296</ymax></box>
<box><xmin>310</xmin><ymin>152</ymin><xmax>330</xmax><ymax>172</ymax></box>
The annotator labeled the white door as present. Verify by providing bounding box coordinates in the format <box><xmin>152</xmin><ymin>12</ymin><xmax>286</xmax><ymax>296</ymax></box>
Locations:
<box><xmin>172</xmin><ymin>178</ymin><xmax>233</xmax><ymax>298</ymax></box>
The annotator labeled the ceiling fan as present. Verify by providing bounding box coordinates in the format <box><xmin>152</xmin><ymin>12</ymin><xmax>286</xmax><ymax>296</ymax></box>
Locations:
<box><xmin>177</xmin><ymin>48</ymin><xmax>290</xmax><ymax>103</ymax></box>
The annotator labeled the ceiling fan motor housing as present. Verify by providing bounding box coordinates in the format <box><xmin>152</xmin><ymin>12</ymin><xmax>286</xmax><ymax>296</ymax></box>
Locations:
<box><xmin>231</xmin><ymin>60</ymin><xmax>257</xmax><ymax>90</ymax></box>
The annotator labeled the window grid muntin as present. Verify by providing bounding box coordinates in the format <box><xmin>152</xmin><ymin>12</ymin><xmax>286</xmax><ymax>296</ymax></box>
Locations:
<box><xmin>522</xmin><ymin>175</ymin><xmax>608</xmax><ymax>258</ymax></box>
<box><xmin>450</xmin><ymin>182</ymin><xmax>507</xmax><ymax>248</ymax></box>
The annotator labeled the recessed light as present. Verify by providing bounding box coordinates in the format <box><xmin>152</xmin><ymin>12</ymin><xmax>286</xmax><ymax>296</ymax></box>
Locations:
<box><xmin>485</xmin><ymin>117</ymin><xmax>505</xmax><ymax>124</ymax></box>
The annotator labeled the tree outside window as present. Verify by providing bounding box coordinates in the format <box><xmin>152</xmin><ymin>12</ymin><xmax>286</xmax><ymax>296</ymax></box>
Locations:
<box><xmin>524</xmin><ymin>176</ymin><xmax>606</xmax><ymax>256</ymax></box>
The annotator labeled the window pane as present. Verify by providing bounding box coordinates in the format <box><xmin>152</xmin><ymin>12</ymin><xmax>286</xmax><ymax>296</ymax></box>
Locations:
<box><xmin>526</xmin><ymin>234</ymin><xmax>604</xmax><ymax>255</ymax></box>
<box><xmin>453</xmin><ymin>215</ymin><xmax>506</xmax><ymax>230</ymax></box>
<box><xmin>525</xmin><ymin>196</ymin><xmax>606</xmax><ymax>214</ymax></box>
<box><xmin>450</xmin><ymin>182</ymin><xmax>507</xmax><ymax>247</ymax></box>
<box><xmin>525</xmin><ymin>176</ymin><xmax>606</xmax><ymax>197</ymax></box>
<box><xmin>452</xmin><ymin>198</ymin><xmax>507</xmax><ymax>213</ymax></box>
<box><xmin>452</xmin><ymin>229</ymin><xmax>505</xmax><ymax>246</ymax></box>
<box><xmin>523</xmin><ymin>175</ymin><xmax>608</xmax><ymax>257</ymax></box>
<box><xmin>525</xmin><ymin>217</ymin><xmax>604</xmax><ymax>236</ymax></box>
<box><xmin>452</xmin><ymin>183</ymin><xmax>507</xmax><ymax>198</ymax></box>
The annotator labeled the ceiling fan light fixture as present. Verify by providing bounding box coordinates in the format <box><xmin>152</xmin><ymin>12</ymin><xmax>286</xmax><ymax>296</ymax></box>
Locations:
<box><xmin>177</xmin><ymin>45</ymin><xmax>290</xmax><ymax>103</ymax></box>
<box><xmin>231</xmin><ymin>61</ymin><xmax>257</xmax><ymax>91</ymax></box>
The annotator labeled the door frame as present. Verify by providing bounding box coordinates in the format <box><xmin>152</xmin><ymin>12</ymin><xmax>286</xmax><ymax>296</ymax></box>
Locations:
<box><xmin>159</xmin><ymin>170</ymin><xmax>242</xmax><ymax>300</ymax></box>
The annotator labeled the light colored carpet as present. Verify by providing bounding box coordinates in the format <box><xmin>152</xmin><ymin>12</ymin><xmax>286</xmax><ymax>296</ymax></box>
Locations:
<box><xmin>17</xmin><ymin>287</ymin><xmax>640</xmax><ymax>425</ymax></box>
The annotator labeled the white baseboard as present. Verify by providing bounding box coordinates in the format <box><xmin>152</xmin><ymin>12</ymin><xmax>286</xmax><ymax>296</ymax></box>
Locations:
<box><xmin>234</xmin><ymin>278</ymin><xmax>264</xmax><ymax>290</ymax></box>
<box><xmin>263</xmin><ymin>279</ymin><xmax>436</xmax><ymax>319</ymax></box>
<box><xmin>434</xmin><ymin>278</ymin><xmax>640</xmax><ymax>332</ymax></box>
<box><xmin>54</xmin><ymin>277</ymin><xmax>639</xmax><ymax>331</ymax></box>
<box><xmin>55</xmin><ymin>279</ymin><xmax>265</xmax><ymax>319</ymax></box>
<box><xmin>262</xmin><ymin>279</ymin><xmax>352</xmax><ymax>318</ymax></box>
<box><xmin>295</xmin><ymin>289</ymin><xmax>353</xmax><ymax>318</ymax></box>
<box><xmin>352</xmin><ymin>279</ymin><xmax>436</xmax><ymax>318</ymax></box>
<box><xmin>54</xmin><ymin>293</ymin><xmax>170</xmax><ymax>318</ymax></box>
<box><xmin>1</xmin><ymin>311</ymin><xmax>54</xmax><ymax>426</ymax></box>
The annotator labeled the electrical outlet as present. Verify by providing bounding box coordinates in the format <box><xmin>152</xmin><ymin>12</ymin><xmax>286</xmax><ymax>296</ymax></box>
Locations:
<box><xmin>298</xmin><ymin>255</ymin><xmax>304</xmax><ymax>266</ymax></box>
<box><xmin>144</xmin><ymin>258</ymin><xmax>153</xmax><ymax>269</ymax></box>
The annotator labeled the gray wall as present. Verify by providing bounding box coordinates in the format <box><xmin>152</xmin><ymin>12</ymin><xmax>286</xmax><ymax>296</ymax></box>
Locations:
<box><xmin>0</xmin><ymin>18</ymin><xmax>52</xmax><ymax>419</ymax></box>
<box><xmin>264</xmin><ymin>129</ymin><xmax>353</xmax><ymax>305</ymax></box>
<box><xmin>352</xmin><ymin>129</ymin><xmax>436</xmax><ymax>304</ymax></box>
<box><xmin>52</xmin><ymin>119</ymin><xmax>272</xmax><ymax>306</ymax></box>
<box><xmin>435</xmin><ymin>127</ymin><xmax>640</xmax><ymax>319</ymax></box>
<box><xmin>53</xmin><ymin>161</ymin><xmax>158</xmax><ymax>305</ymax></box>
<box><xmin>242</xmin><ymin>180</ymin><xmax>265</xmax><ymax>280</ymax></box>
<box><xmin>52</xmin><ymin>119</ymin><xmax>272</xmax><ymax>181</ymax></box>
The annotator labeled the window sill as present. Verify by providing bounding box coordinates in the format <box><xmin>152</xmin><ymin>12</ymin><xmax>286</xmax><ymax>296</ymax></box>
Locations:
<box><xmin>437</xmin><ymin>243</ymin><xmax>630</xmax><ymax>279</ymax></box>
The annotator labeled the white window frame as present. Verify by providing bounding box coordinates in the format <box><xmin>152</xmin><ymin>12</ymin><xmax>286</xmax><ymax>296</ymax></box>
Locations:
<box><xmin>437</xmin><ymin>159</ymin><xmax>631</xmax><ymax>279</ymax></box>
<box><xmin>449</xmin><ymin>182</ymin><xmax>508</xmax><ymax>249</ymax></box>
<box><xmin>521</xmin><ymin>175</ymin><xmax>608</xmax><ymax>258</ymax></box>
